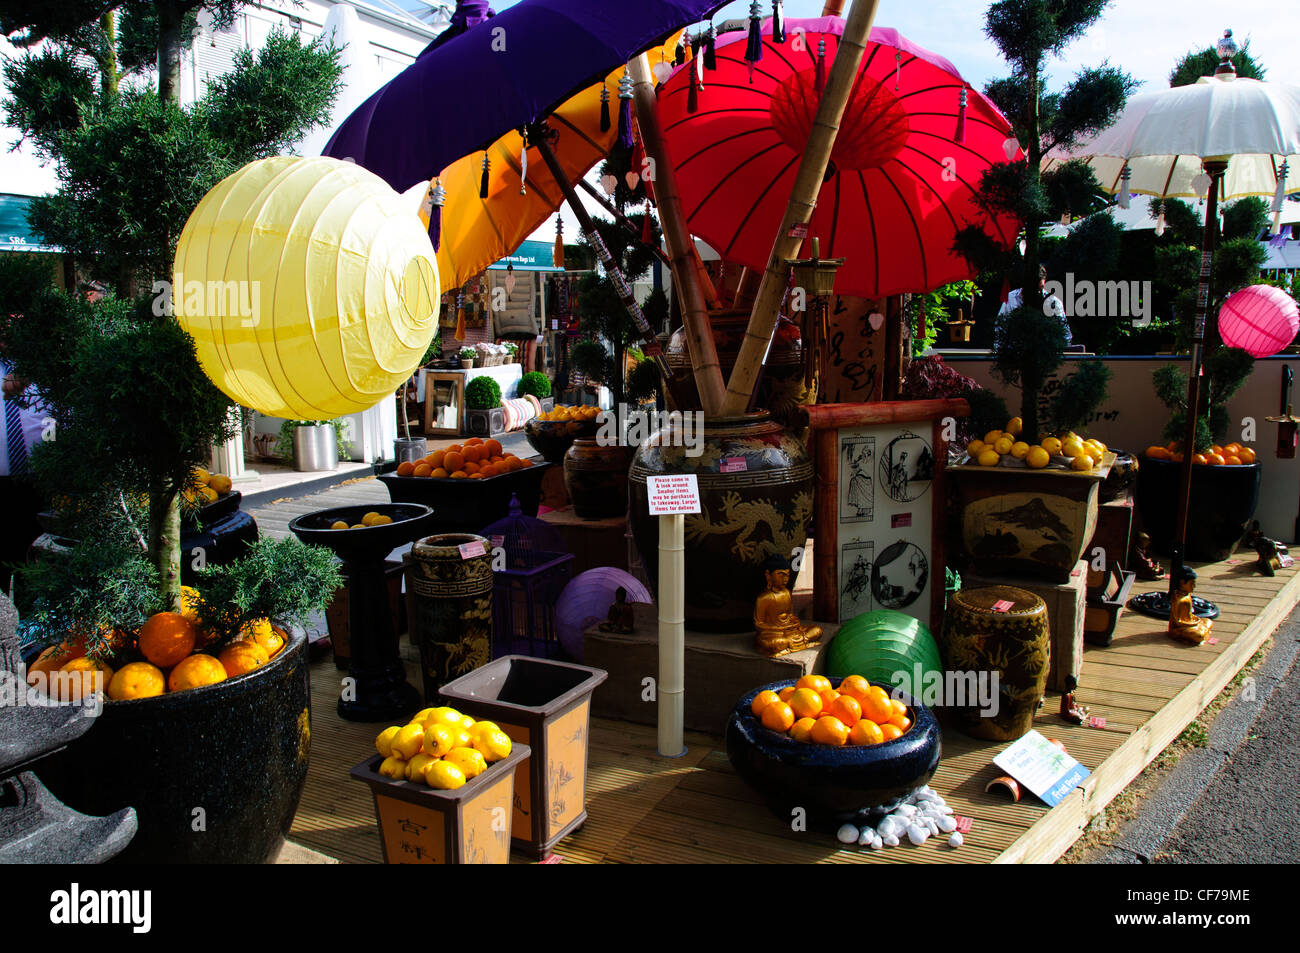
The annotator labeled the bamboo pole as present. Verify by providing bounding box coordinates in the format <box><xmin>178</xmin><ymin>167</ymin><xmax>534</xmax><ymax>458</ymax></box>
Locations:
<box><xmin>658</xmin><ymin>512</ymin><xmax>686</xmax><ymax>757</ymax></box>
<box><xmin>719</xmin><ymin>0</ymin><xmax>881</xmax><ymax>415</ymax></box>
<box><xmin>627</xmin><ymin>54</ymin><xmax>727</xmax><ymax>417</ymax></box>
<box><xmin>822</xmin><ymin>1</ymin><xmax>847</xmax><ymax>14</ymax></box>
<box><xmin>577</xmin><ymin>177</ymin><xmax>670</xmax><ymax>267</ymax></box>
<box><xmin>688</xmin><ymin>242</ymin><xmax>723</xmax><ymax>309</ymax></box>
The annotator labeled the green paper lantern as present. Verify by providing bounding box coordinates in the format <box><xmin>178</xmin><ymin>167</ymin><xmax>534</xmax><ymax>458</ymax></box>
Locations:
<box><xmin>826</xmin><ymin>610</ymin><xmax>943</xmax><ymax>699</ymax></box>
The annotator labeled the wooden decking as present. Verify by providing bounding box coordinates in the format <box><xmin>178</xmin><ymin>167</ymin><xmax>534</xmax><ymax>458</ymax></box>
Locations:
<box><xmin>288</xmin><ymin>557</ymin><xmax>1299</xmax><ymax>864</ymax></box>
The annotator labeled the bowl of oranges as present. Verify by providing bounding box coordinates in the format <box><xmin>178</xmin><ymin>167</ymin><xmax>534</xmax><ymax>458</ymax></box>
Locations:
<box><xmin>524</xmin><ymin>404</ymin><xmax>602</xmax><ymax>463</ymax></box>
<box><xmin>726</xmin><ymin>674</ymin><xmax>941</xmax><ymax>824</ymax></box>
<box><xmin>1136</xmin><ymin>441</ymin><xmax>1262</xmax><ymax>561</ymax></box>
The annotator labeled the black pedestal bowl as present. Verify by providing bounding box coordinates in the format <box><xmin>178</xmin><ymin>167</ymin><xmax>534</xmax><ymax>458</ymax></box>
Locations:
<box><xmin>290</xmin><ymin>503</ymin><xmax>437</xmax><ymax>722</ymax></box>
<box><xmin>726</xmin><ymin>680</ymin><xmax>942</xmax><ymax>828</ymax></box>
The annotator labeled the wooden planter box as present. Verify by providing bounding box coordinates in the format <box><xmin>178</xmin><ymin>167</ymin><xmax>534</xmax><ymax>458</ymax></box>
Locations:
<box><xmin>350</xmin><ymin>743</ymin><xmax>530</xmax><ymax>864</ymax></box>
<box><xmin>440</xmin><ymin>655</ymin><xmax>607</xmax><ymax>859</ymax></box>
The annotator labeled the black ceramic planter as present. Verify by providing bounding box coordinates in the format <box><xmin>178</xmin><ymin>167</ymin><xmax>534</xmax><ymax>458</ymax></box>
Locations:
<box><xmin>34</xmin><ymin>629</ymin><xmax>311</xmax><ymax>864</ymax></box>
<box><xmin>726</xmin><ymin>680</ymin><xmax>941</xmax><ymax>827</ymax></box>
<box><xmin>1136</xmin><ymin>458</ymin><xmax>1261</xmax><ymax>562</ymax></box>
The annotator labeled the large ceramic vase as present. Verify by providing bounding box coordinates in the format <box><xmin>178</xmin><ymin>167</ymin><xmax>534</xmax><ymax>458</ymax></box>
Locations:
<box><xmin>563</xmin><ymin>439</ymin><xmax>633</xmax><ymax>519</ymax></box>
<box><xmin>35</xmin><ymin>628</ymin><xmax>311</xmax><ymax>863</ymax></box>
<box><xmin>629</xmin><ymin>412</ymin><xmax>814</xmax><ymax>632</ymax></box>
<box><xmin>1136</xmin><ymin>458</ymin><xmax>1261</xmax><ymax>561</ymax></box>
<box><xmin>407</xmin><ymin>534</ymin><xmax>494</xmax><ymax>699</ymax></box>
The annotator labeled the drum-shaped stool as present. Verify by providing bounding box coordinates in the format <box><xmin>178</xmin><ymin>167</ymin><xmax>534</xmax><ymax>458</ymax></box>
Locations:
<box><xmin>942</xmin><ymin>586</ymin><xmax>1050</xmax><ymax>741</ymax></box>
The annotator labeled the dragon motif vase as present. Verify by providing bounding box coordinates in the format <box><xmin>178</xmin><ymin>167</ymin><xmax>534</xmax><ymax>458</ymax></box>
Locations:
<box><xmin>941</xmin><ymin>585</ymin><xmax>1049</xmax><ymax>741</ymax></box>
<box><xmin>629</xmin><ymin>412</ymin><xmax>815</xmax><ymax>632</ymax></box>
<box><xmin>407</xmin><ymin>534</ymin><xmax>494</xmax><ymax>700</ymax></box>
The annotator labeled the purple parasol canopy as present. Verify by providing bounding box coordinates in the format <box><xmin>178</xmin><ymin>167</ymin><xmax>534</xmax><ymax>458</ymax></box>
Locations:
<box><xmin>323</xmin><ymin>0</ymin><xmax>731</xmax><ymax>192</ymax></box>
<box><xmin>422</xmin><ymin>1</ymin><xmax>495</xmax><ymax>54</ymax></box>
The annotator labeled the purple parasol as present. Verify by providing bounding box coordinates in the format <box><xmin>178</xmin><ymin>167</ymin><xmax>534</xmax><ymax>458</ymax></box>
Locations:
<box><xmin>323</xmin><ymin>0</ymin><xmax>731</xmax><ymax>192</ymax></box>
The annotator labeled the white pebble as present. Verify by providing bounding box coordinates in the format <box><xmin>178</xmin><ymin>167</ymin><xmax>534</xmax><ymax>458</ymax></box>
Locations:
<box><xmin>937</xmin><ymin>804</ymin><xmax>954</xmax><ymax>815</ymax></box>
<box><xmin>907</xmin><ymin>824</ymin><xmax>929</xmax><ymax>845</ymax></box>
<box><xmin>937</xmin><ymin>815</ymin><xmax>958</xmax><ymax>833</ymax></box>
<box><xmin>869</xmin><ymin>835</ymin><xmax>883</xmax><ymax>850</ymax></box>
<box><xmin>837</xmin><ymin>824</ymin><xmax>859</xmax><ymax>844</ymax></box>
<box><xmin>948</xmin><ymin>832</ymin><xmax>964</xmax><ymax>848</ymax></box>
<box><xmin>857</xmin><ymin>827</ymin><xmax>872</xmax><ymax>846</ymax></box>
<box><xmin>926</xmin><ymin>818</ymin><xmax>941</xmax><ymax>836</ymax></box>
<box><xmin>896</xmin><ymin>804</ymin><xmax>917</xmax><ymax>817</ymax></box>
<box><xmin>883</xmin><ymin>834</ymin><xmax>900</xmax><ymax>846</ymax></box>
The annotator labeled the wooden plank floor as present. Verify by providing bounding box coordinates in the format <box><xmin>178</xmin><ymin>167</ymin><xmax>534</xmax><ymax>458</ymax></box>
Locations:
<box><xmin>288</xmin><ymin>556</ymin><xmax>1299</xmax><ymax>864</ymax></box>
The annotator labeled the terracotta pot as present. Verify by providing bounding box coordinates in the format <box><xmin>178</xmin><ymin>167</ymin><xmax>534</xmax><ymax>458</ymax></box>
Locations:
<box><xmin>628</xmin><ymin>412</ymin><xmax>814</xmax><ymax>632</ymax></box>
<box><xmin>406</xmin><ymin>534</ymin><xmax>494</xmax><ymax>698</ymax></box>
<box><xmin>563</xmin><ymin>439</ymin><xmax>632</xmax><ymax>520</ymax></box>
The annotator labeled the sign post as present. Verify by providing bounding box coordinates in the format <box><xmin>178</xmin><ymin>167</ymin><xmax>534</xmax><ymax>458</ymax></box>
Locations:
<box><xmin>645</xmin><ymin>474</ymin><xmax>702</xmax><ymax>758</ymax></box>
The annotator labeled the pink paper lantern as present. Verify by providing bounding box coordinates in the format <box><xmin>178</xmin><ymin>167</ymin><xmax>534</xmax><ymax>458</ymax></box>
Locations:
<box><xmin>1218</xmin><ymin>285</ymin><xmax>1300</xmax><ymax>358</ymax></box>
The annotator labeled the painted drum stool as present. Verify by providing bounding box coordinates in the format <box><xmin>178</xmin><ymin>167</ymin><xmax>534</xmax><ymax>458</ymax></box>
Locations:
<box><xmin>942</xmin><ymin>585</ymin><xmax>1050</xmax><ymax>741</ymax></box>
<box><xmin>407</xmin><ymin>534</ymin><xmax>494</xmax><ymax>700</ymax></box>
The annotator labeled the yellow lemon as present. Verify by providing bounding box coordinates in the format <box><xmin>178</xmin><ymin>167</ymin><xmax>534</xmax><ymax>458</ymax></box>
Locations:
<box><xmin>192</xmin><ymin>467</ymin><xmax>211</xmax><ymax>486</ymax></box>
<box><xmin>330</xmin><ymin>520</ymin><xmax>348</xmax><ymax>530</ymax></box>
<box><xmin>425</xmin><ymin>761</ymin><xmax>467</xmax><ymax>790</ymax></box>
<box><xmin>422</xmin><ymin>723</ymin><xmax>456</xmax><ymax>758</ymax></box>
<box><xmin>444</xmin><ymin>746</ymin><xmax>487</xmax><ymax>780</ymax></box>
<box><xmin>376</xmin><ymin>726</ymin><xmax>402</xmax><ymax>758</ymax></box>
<box><xmin>977</xmin><ymin>449</ymin><xmax>1001</xmax><ymax>467</ymax></box>
<box><xmin>984</xmin><ymin>430</ymin><xmax>1004</xmax><ymax>446</ymax></box>
<box><xmin>1006</xmin><ymin>417</ymin><xmax>1023</xmax><ymax>436</ymax></box>
<box><xmin>993</xmin><ymin>436</ymin><xmax>1014</xmax><ymax>456</ymax></box>
<box><xmin>1040</xmin><ymin>436</ymin><xmax>1062</xmax><ymax>456</ymax></box>
<box><xmin>1086</xmin><ymin>439</ymin><xmax>1107</xmax><ymax>458</ymax></box>
<box><xmin>467</xmin><ymin>721</ymin><xmax>501</xmax><ymax>743</ymax></box>
<box><xmin>1026</xmin><ymin>446</ymin><xmax>1050</xmax><ymax>469</ymax></box>
<box><xmin>1011</xmin><ymin>441</ymin><xmax>1030</xmax><ymax>459</ymax></box>
<box><xmin>410</xmin><ymin>707</ymin><xmax>439</xmax><ymax>725</ymax></box>
<box><xmin>378</xmin><ymin>756</ymin><xmax>407</xmax><ymax>780</ymax></box>
<box><xmin>390</xmin><ymin>723</ymin><xmax>425</xmax><ymax>760</ymax></box>
<box><xmin>423</xmin><ymin>706</ymin><xmax>465</xmax><ymax>728</ymax></box>
<box><xmin>966</xmin><ymin>439</ymin><xmax>986</xmax><ymax>457</ymax></box>
<box><xmin>360</xmin><ymin>511</ymin><xmax>383</xmax><ymax>526</ymax></box>
<box><xmin>460</xmin><ymin>715</ymin><xmax>475</xmax><ymax>730</ymax></box>
<box><xmin>406</xmin><ymin>753</ymin><xmax>438</xmax><ymax>782</ymax></box>
<box><xmin>1071</xmin><ymin>453</ymin><xmax>1094</xmax><ymax>471</ymax></box>
<box><xmin>1061</xmin><ymin>439</ymin><xmax>1086</xmax><ymax>459</ymax></box>
<box><xmin>370</xmin><ymin>514</ymin><xmax>392</xmax><ymax>525</ymax></box>
<box><xmin>447</xmin><ymin>725</ymin><xmax>473</xmax><ymax>750</ymax></box>
<box><xmin>472</xmin><ymin>728</ymin><xmax>513</xmax><ymax>763</ymax></box>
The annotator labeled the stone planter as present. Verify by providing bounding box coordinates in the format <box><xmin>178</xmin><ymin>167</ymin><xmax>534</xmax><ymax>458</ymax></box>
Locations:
<box><xmin>1136</xmin><ymin>457</ymin><xmax>1261</xmax><ymax>561</ymax></box>
<box><xmin>292</xmin><ymin>423</ymin><xmax>338</xmax><ymax>472</ymax></box>
<box><xmin>563</xmin><ymin>439</ymin><xmax>632</xmax><ymax>520</ymax></box>
<box><xmin>406</xmin><ymin>534</ymin><xmax>494</xmax><ymax>699</ymax></box>
<box><xmin>394</xmin><ymin>437</ymin><xmax>428</xmax><ymax>466</ymax></box>
<box><xmin>629</xmin><ymin>412</ymin><xmax>814</xmax><ymax>632</ymax></box>
<box><xmin>35</xmin><ymin>627</ymin><xmax>311</xmax><ymax>863</ymax></box>
<box><xmin>464</xmin><ymin>406</ymin><xmax>506</xmax><ymax>439</ymax></box>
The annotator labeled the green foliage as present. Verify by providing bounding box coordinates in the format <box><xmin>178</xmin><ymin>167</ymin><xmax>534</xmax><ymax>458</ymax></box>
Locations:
<box><xmin>1058</xmin><ymin>210</ymin><xmax>1122</xmax><ymax>279</ymax></box>
<box><xmin>1151</xmin><ymin>197</ymin><xmax>1202</xmax><ymax>246</ymax></box>
<box><xmin>570</xmin><ymin>338</ymin><xmax>613</xmax><ymax>388</ymax></box>
<box><xmin>1152</xmin><ymin>347</ymin><xmax>1254</xmax><ymax>449</ymax></box>
<box><xmin>905</xmin><ymin>280</ymin><xmax>979</xmax><ymax>356</ymax></box>
<box><xmin>1222</xmin><ymin>198</ymin><xmax>1269</xmax><ymax>242</ymax></box>
<box><xmin>421</xmin><ymin>334</ymin><xmax>441</xmax><ymax>365</ymax></box>
<box><xmin>0</xmin><ymin>47</ymin><xmax>97</xmax><ymax>156</ymax></box>
<box><xmin>1042</xmin><ymin>158</ymin><xmax>1108</xmax><ymax>219</ymax></box>
<box><xmin>517</xmin><ymin>371</ymin><xmax>552</xmax><ymax>400</ymax></box>
<box><xmin>1048</xmin><ymin>362</ymin><xmax>1112</xmax><ymax>433</ymax></box>
<box><xmin>188</xmin><ymin>536</ymin><xmax>343</xmax><ymax>652</ymax></box>
<box><xmin>966</xmin><ymin>387</ymin><xmax>1012</xmax><ymax>442</ymax></box>
<box><xmin>625</xmin><ymin>358</ymin><xmax>662</xmax><ymax>404</ymax></box>
<box><xmin>1170</xmin><ymin>42</ymin><xmax>1265</xmax><ymax>87</ymax></box>
<box><xmin>465</xmin><ymin>375</ymin><xmax>502</xmax><ymax>409</ymax></box>
<box><xmin>992</xmin><ymin>305</ymin><xmax>1068</xmax><ymax>443</ymax></box>
<box><xmin>642</xmin><ymin>287</ymin><xmax>670</xmax><ymax>334</ymax></box>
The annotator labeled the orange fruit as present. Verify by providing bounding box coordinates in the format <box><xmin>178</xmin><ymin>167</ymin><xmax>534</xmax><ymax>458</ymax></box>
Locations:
<box><xmin>519</xmin><ymin>459</ymin><xmax>534</xmax><ymax>468</ymax></box>
<box><xmin>860</xmin><ymin>686</ymin><xmax>893</xmax><ymax>724</ymax></box>
<box><xmin>849</xmin><ymin>719</ymin><xmax>885</xmax><ymax>746</ymax></box>
<box><xmin>1205</xmin><ymin>452</ymin><xmax>1225</xmax><ymax>466</ymax></box>
<box><xmin>810</xmin><ymin>715</ymin><xmax>849</xmax><ymax>746</ymax></box>
<box><xmin>444</xmin><ymin>451</ymin><xmax>465</xmax><ymax>472</ymax></box>
<box><xmin>431</xmin><ymin>467</ymin><xmax>449</xmax><ymax>478</ymax></box>
<box><xmin>751</xmin><ymin>689</ymin><xmax>782</xmax><ymax>717</ymax></box>
<box><xmin>413</xmin><ymin>463</ymin><xmax>433</xmax><ymax>477</ymax></box>
<box><xmin>445</xmin><ymin>444</ymin><xmax>463</xmax><ymax>455</ymax></box>
<box><xmin>838</xmin><ymin>675</ymin><xmax>871</xmax><ymax>700</ymax></box>
<box><xmin>429</xmin><ymin>450</ymin><xmax>446</xmax><ymax>468</ymax></box>
<box><xmin>1192</xmin><ymin>453</ymin><xmax>1208</xmax><ymax>466</ymax></box>
<box><xmin>25</xmin><ymin>642</ymin><xmax>87</xmax><ymax>688</ymax></box>
<box><xmin>1171</xmin><ymin>452</ymin><xmax>1184</xmax><ymax>463</ymax></box>
<box><xmin>450</xmin><ymin>470</ymin><xmax>467</xmax><ymax>479</ymax></box>
<box><xmin>167</xmin><ymin>654</ymin><xmax>227</xmax><ymax>692</ymax></box>
<box><xmin>484</xmin><ymin>439</ymin><xmax>503</xmax><ymax>457</ymax></box>
<box><xmin>480</xmin><ymin>464</ymin><xmax>498</xmax><ymax>478</ymax></box>
<box><xmin>55</xmin><ymin>657</ymin><xmax>114</xmax><ymax>701</ymax></box>
<box><xmin>218</xmin><ymin>640</ymin><xmax>270</xmax><ymax>677</ymax></box>
<box><xmin>138</xmin><ymin>612</ymin><xmax>198</xmax><ymax>668</ymax></box>
<box><xmin>1145</xmin><ymin>445</ymin><xmax>1169</xmax><ymax>460</ymax></box>
<box><xmin>1238</xmin><ymin>447</ymin><xmax>1256</xmax><ymax>463</ymax></box>
<box><xmin>789</xmin><ymin>717</ymin><xmax>817</xmax><ymax>743</ymax></box>
<box><xmin>469</xmin><ymin>472</ymin><xmax>484</xmax><ymax>479</ymax></box>
<box><xmin>889</xmin><ymin>697</ymin><xmax>907</xmax><ymax>720</ymax></box>
<box><xmin>463</xmin><ymin>461</ymin><xmax>480</xmax><ymax>474</ymax></box>
<box><xmin>777</xmin><ymin>686</ymin><xmax>796</xmax><ymax>703</ymax></box>
<box><xmin>818</xmin><ymin>689</ymin><xmax>840</xmax><ymax>713</ymax></box>
<box><xmin>396</xmin><ymin>461</ymin><xmax>415</xmax><ymax>477</ymax></box>
<box><xmin>880</xmin><ymin>723</ymin><xmax>903</xmax><ymax>741</ymax></box>
<box><xmin>1223</xmin><ymin>454</ymin><xmax>1242</xmax><ymax>466</ymax></box>
<box><xmin>795</xmin><ymin>674</ymin><xmax>832</xmax><ymax>694</ymax></box>
<box><xmin>788</xmin><ymin>687</ymin><xmax>824</xmax><ymax>721</ymax></box>
<box><xmin>1224</xmin><ymin>442</ymin><xmax>1242</xmax><ymax>454</ymax></box>
<box><xmin>107</xmin><ymin>661</ymin><xmax>166</xmax><ymax>700</ymax></box>
<box><xmin>241</xmin><ymin>618</ymin><xmax>284</xmax><ymax>658</ymax></box>
<box><xmin>829</xmin><ymin>694</ymin><xmax>862</xmax><ymax>727</ymax></box>
<box><xmin>1210</xmin><ymin>445</ymin><xmax>1223</xmax><ymax>456</ymax></box>
<box><xmin>465</xmin><ymin>437</ymin><xmax>484</xmax><ymax>447</ymax></box>
<box><xmin>888</xmin><ymin>709</ymin><xmax>912</xmax><ymax>732</ymax></box>
<box><xmin>760</xmin><ymin>701</ymin><xmax>795</xmax><ymax>733</ymax></box>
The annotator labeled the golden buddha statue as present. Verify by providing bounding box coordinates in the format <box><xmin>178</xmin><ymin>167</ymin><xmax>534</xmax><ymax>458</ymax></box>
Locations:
<box><xmin>755</xmin><ymin>554</ymin><xmax>822</xmax><ymax>658</ymax></box>
<box><xmin>1168</xmin><ymin>565</ymin><xmax>1212</xmax><ymax>645</ymax></box>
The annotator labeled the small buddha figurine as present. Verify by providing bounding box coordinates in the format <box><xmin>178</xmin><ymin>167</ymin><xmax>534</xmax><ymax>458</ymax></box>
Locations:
<box><xmin>598</xmin><ymin>587</ymin><xmax>636</xmax><ymax>634</ymax></box>
<box><xmin>754</xmin><ymin>554</ymin><xmax>822</xmax><ymax>658</ymax></box>
<box><xmin>1131</xmin><ymin>532</ymin><xmax>1165</xmax><ymax>581</ymax></box>
<box><xmin>1168</xmin><ymin>565</ymin><xmax>1212</xmax><ymax>645</ymax></box>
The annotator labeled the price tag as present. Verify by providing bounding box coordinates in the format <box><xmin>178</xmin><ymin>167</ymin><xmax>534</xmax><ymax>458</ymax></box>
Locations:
<box><xmin>788</xmin><ymin>222</ymin><xmax>809</xmax><ymax>239</ymax></box>
<box><xmin>891</xmin><ymin>513</ymin><xmax>912</xmax><ymax>529</ymax></box>
<box><xmin>991</xmin><ymin>599</ymin><xmax>1014</xmax><ymax>613</ymax></box>
<box><xmin>646</xmin><ymin>474</ymin><xmax>702</xmax><ymax>515</ymax></box>
<box><xmin>539</xmin><ymin>854</ymin><xmax>562</xmax><ymax>864</ymax></box>
<box><xmin>1088</xmin><ymin>715</ymin><xmax>1108</xmax><ymax>729</ymax></box>
<box><xmin>1206</xmin><ymin>637</ymin><xmax>1219</xmax><ymax>645</ymax></box>
<box><xmin>953</xmin><ymin>816</ymin><xmax>973</xmax><ymax>833</ymax></box>
<box><xmin>720</xmin><ymin>457</ymin><xmax>748</xmax><ymax>473</ymax></box>
<box><xmin>458</xmin><ymin>540</ymin><xmax>486</xmax><ymax>560</ymax></box>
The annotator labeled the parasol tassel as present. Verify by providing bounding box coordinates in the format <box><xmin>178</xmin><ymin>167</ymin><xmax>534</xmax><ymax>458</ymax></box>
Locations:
<box><xmin>617</xmin><ymin>74</ymin><xmax>635</xmax><ymax>152</ymax></box>
<box><xmin>519</xmin><ymin>128</ymin><xmax>528</xmax><ymax>196</ymax></box>
<box><xmin>1118</xmin><ymin>165</ymin><xmax>1131</xmax><ymax>209</ymax></box>
<box><xmin>894</xmin><ymin>50</ymin><xmax>901</xmax><ymax>90</ymax></box>
<box><xmin>428</xmin><ymin>179</ymin><xmax>446</xmax><ymax>251</ymax></box>
<box><xmin>955</xmin><ymin>88</ymin><xmax>967</xmax><ymax>143</ymax></box>
<box><xmin>642</xmin><ymin>203</ymin><xmax>654</xmax><ymax>244</ymax></box>
<box><xmin>772</xmin><ymin>1</ymin><xmax>785</xmax><ymax>43</ymax></box>
<box><xmin>688</xmin><ymin>70</ymin><xmax>699</xmax><ymax>113</ymax></box>
<box><xmin>1155</xmin><ymin>201</ymin><xmax>1166</xmax><ymax>237</ymax></box>
<box><xmin>479</xmin><ymin>152</ymin><xmax>490</xmax><ymax>199</ymax></box>
<box><xmin>553</xmin><ymin>218</ymin><xmax>564</xmax><ymax>269</ymax></box>
<box><xmin>1271</xmin><ymin>161</ymin><xmax>1289</xmax><ymax>235</ymax></box>
<box><xmin>704</xmin><ymin>24</ymin><xmax>716</xmax><ymax>71</ymax></box>
<box><xmin>454</xmin><ymin>291</ymin><xmax>466</xmax><ymax>342</ymax></box>
<box><xmin>600</xmin><ymin>86</ymin><xmax>611</xmax><ymax>133</ymax></box>
<box><xmin>815</xmin><ymin>38</ymin><xmax>826</xmax><ymax>94</ymax></box>
<box><xmin>745</xmin><ymin>2</ymin><xmax>763</xmax><ymax>65</ymax></box>
<box><xmin>675</xmin><ymin>37</ymin><xmax>686</xmax><ymax>66</ymax></box>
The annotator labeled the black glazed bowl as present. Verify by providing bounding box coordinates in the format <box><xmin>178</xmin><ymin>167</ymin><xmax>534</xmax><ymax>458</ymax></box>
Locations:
<box><xmin>1135</xmin><ymin>457</ymin><xmax>1261</xmax><ymax>561</ymax></box>
<box><xmin>726</xmin><ymin>679</ymin><xmax>941</xmax><ymax>827</ymax></box>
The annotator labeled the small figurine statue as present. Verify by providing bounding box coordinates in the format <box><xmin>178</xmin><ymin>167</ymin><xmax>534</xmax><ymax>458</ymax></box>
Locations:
<box><xmin>598</xmin><ymin>587</ymin><xmax>636</xmax><ymax>634</ymax></box>
<box><xmin>1243</xmin><ymin>521</ymin><xmax>1287</xmax><ymax>577</ymax></box>
<box><xmin>754</xmin><ymin>554</ymin><xmax>822</xmax><ymax>658</ymax></box>
<box><xmin>1168</xmin><ymin>565</ymin><xmax>1212</xmax><ymax>645</ymax></box>
<box><xmin>1059</xmin><ymin>674</ymin><xmax>1088</xmax><ymax>725</ymax></box>
<box><xmin>1130</xmin><ymin>532</ymin><xmax>1165</xmax><ymax>581</ymax></box>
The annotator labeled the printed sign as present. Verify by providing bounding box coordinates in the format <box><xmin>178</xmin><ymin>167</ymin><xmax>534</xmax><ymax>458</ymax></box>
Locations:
<box><xmin>720</xmin><ymin>457</ymin><xmax>748</xmax><ymax>473</ymax></box>
<box><xmin>788</xmin><ymin>222</ymin><xmax>810</xmax><ymax>239</ymax></box>
<box><xmin>890</xmin><ymin>513</ymin><xmax>912</xmax><ymax>529</ymax></box>
<box><xmin>458</xmin><ymin>540</ymin><xmax>487</xmax><ymax>560</ymax></box>
<box><xmin>992</xmin><ymin>730</ymin><xmax>1090</xmax><ymax>807</ymax></box>
<box><xmin>991</xmin><ymin>599</ymin><xmax>1014</xmax><ymax>613</ymax></box>
<box><xmin>646</xmin><ymin>474</ymin><xmax>702</xmax><ymax>515</ymax></box>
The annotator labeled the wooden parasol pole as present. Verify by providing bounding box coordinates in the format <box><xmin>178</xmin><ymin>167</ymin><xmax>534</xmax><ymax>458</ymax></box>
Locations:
<box><xmin>719</xmin><ymin>0</ymin><xmax>881</xmax><ymax>415</ymax></box>
<box><xmin>821</xmin><ymin>0</ymin><xmax>846</xmax><ymax>14</ymax></box>
<box><xmin>627</xmin><ymin>54</ymin><xmax>727</xmax><ymax>416</ymax></box>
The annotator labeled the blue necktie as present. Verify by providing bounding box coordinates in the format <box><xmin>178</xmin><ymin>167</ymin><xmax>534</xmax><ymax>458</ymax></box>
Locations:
<box><xmin>4</xmin><ymin>367</ymin><xmax>29</xmax><ymax>476</ymax></box>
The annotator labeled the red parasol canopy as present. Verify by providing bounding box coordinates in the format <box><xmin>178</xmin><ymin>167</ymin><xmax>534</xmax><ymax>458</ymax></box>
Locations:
<box><xmin>657</xmin><ymin>16</ymin><xmax>1021</xmax><ymax>298</ymax></box>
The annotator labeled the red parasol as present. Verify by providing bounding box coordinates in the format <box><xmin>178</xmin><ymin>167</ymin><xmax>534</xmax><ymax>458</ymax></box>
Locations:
<box><xmin>657</xmin><ymin>16</ymin><xmax>1020</xmax><ymax>298</ymax></box>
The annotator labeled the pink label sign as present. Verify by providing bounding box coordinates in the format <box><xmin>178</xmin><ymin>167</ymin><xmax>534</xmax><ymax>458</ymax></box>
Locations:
<box><xmin>891</xmin><ymin>513</ymin><xmax>912</xmax><ymax>529</ymax></box>
<box><xmin>991</xmin><ymin>599</ymin><xmax>1014</xmax><ymax>613</ymax></box>
<box><xmin>954</xmin><ymin>816</ymin><xmax>973</xmax><ymax>833</ymax></box>
<box><xmin>458</xmin><ymin>540</ymin><xmax>486</xmax><ymax>560</ymax></box>
<box><xmin>788</xmin><ymin>222</ymin><xmax>809</xmax><ymax>239</ymax></box>
<box><xmin>1088</xmin><ymin>716</ymin><xmax>1108</xmax><ymax>729</ymax></box>
<box><xmin>720</xmin><ymin>457</ymin><xmax>748</xmax><ymax>473</ymax></box>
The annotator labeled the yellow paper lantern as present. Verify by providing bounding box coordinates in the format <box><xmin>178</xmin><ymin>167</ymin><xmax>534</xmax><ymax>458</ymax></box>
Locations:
<box><xmin>173</xmin><ymin>156</ymin><xmax>439</xmax><ymax>420</ymax></box>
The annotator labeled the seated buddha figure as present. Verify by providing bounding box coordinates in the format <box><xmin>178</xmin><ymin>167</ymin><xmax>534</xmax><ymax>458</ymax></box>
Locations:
<box><xmin>1168</xmin><ymin>565</ymin><xmax>1212</xmax><ymax>645</ymax></box>
<box><xmin>754</xmin><ymin>554</ymin><xmax>822</xmax><ymax>658</ymax></box>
